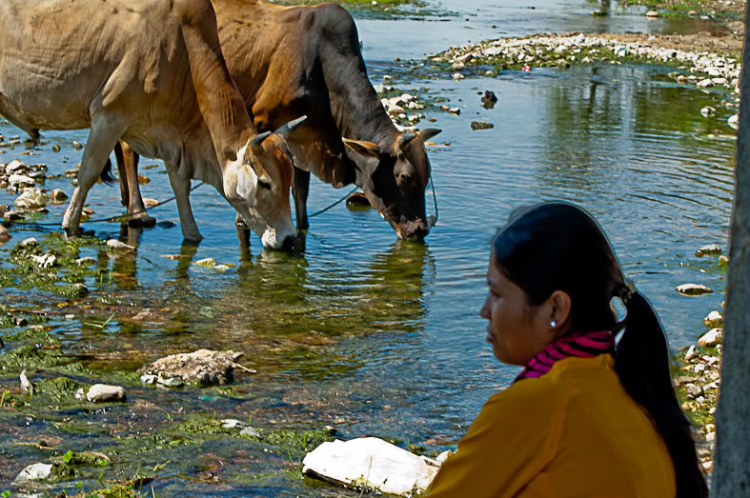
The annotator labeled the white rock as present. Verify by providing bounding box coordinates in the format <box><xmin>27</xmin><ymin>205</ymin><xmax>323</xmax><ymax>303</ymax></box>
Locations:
<box><xmin>436</xmin><ymin>450</ymin><xmax>452</xmax><ymax>464</ymax></box>
<box><xmin>157</xmin><ymin>376</ymin><xmax>184</xmax><ymax>387</ymax></box>
<box><xmin>14</xmin><ymin>189</ymin><xmax>47</xmax><ymax>210</ymax></box>
<box><xmin>373</xmin><ymin>85</ymin><xmax>385</xmax><ymax>94</ymax></box>
<box><xmin>65</xmin><ymin>314</ymin><xmax>76</xmax><ymax>320</ymax></box>
<box><xmin>452</xmin><ymin>73</ymin><xmax>465</xmax><ymax>80</ymax></box>
<box><xmin>15</xmin><ymin>463</ymin><xmax>53</xmax><ymax>481</ymax></box>
<box><xmin>686</xmin><ymin>384</ymin><xmax>703</xmax><ymax>398</ymax></box>
<box><xmin>9</xmin><ymin>173</ymin><xmax>36</xmax><ymax>186</ymax></box>
<box><xmin>6</xmin><ymin>160</ymin><xmax>27</xmax><ymax>174</ymax></box>
<box><xmin>451</xmin><ymin>62</ymin><xmax>465</xmax><ymax>70</ymax></box>
<box><xmin>706</xmin><ymin>432</ymin><xmax>716</xmax><ymax>443</ymax></box>
<box><xmin>240</xmin><ymin>426</ymin><xmax>262</xmax><ymax>438</ymax></box>
<box><xmin>76</xmin><ymin>257</ymin><xmax>96</xmax><ymax>265</ymax></box>
<box><xmin>698</xmin><ymin>328</ymin><xmax>722</xmax><ymax>347</ymax></box>
<box><xmin>697</xmin><ymin>79</ymin><xmax>713</xmax><ymax>88</ymax></box>
<box><xmin>143</xmin><ymin>198</ymin><xmax>160</xmax><ymax>208</ymax></box>
<box><xmin>697</xmin><ymin>243</ymin><xmax>722</xmax><ymax>255</ymax></box>
<box><xmin>86</xmin><ymin>384</ymin><xmax>126</xmax><ymax>402</ymax></box>
<box><xmin>106</xmin><ymin>239</ymin><xmax>136</xmax><ymax>252</ymax></box>
<box><xmin>704</xmin><ymin>310</ymin><xmax>723</xmax><ymax>326</ymax></box>
<box><xmin>388</xmin><ymin>105</ymin><xmax>406</xmax><ymax>117</ymax></box>
<box><xmin>19</xmin><ymin>237</ymin><xmax>39</xmax><ymax>248</ymax></box>
<box><xmin>694</xmin><ymin>364</ymin><xmax>706</xmax><ymax>373</ymax></box>
<box><xmin>728</xmin><ymin>114</ymin><xmax>739</xmax><ymax>130</ymax></box>
<box><xmin>712</xmin><ymin>77</ymin><xmax>728</xmax><ymax>86</ymax></box>
<box><xmin>31</xmin><ymin>254</ymin><xmax>57</xmax><ymax>269</ymax></box>
<box><xmin>700</xmin><ymin>106</ymin><xmax>716</xmax><ymax>118</ymax></box>
<box><xmin>646</xmin><ymin>10</ymin><xmax>659</xmax><ymax>17</ymax></box>
<box><xmin>75</xmin><ymin>388</ymin><xmax>86</xmax><ymax>401</ymax></box>
<box><xmin>676</xmin><ymin>283</ymin><xmax>712</xmax><ymax>295</ymax></box>
<box><xmin>221</xmin><ymin>419</ymin><xmax>246</xmax><ymax>429</ymax></box>
<box><xmin>302</xmin><ymin>438</ymin><xmax>439</xmax><ymax>495</ymax></box>
<box><xmin>684</xmin><ymin>345</ymin><xmax>697</xmax><ymax>361</ymax></box>
<box><xmin>140</xmin><ymin>374</ymin><xmax>157</xmax><ymax>385</ymax></box>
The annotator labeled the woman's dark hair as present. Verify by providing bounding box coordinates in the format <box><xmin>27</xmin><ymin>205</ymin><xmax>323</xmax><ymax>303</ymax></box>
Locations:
<box><xmin>493</xmin><ymin>201</ymin><xmax>707</xmax><ymax>498</ymax></box>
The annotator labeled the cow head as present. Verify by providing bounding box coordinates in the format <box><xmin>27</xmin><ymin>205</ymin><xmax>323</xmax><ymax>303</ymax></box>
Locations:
<box><xmin>343</xmin><ymin>128</ymin><xmax>441</xmax><ymax>240</ymax></box>
<box><xmin>223</xmin><ymin>116</ymin><xmax>306</xmax><ymax>250</ymax></box>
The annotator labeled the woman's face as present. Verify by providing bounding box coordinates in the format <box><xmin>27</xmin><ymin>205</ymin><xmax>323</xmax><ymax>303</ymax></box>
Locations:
<box><xmin>480</xmin><ymin>252</ymin><xmax>556</xmax><ymax>366</ymax></box>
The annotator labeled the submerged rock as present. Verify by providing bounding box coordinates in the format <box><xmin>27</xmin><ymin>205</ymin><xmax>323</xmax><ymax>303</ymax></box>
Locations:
<box><xmin>703</xmin><ymin>311</ymin><xmax>724</xmax><ymax>328</ymax></box>
<box><xmin>695</xmin><ymin>244</ymin><xmax>722</xmax><ymax>257</ymax></box>
<box><xmin>471</xmin><ymin>121</ymin><xmax>495</xmax><ymax>130</ymax></box>
<box><xmin>676</xmin><ymin>283</ymin><xmax>712</xmax><ymax>296</ymax></box>
<box><xmin>303</xmin><ymin>437</ymin><xmax>440</xmax><ymax>495</ymax></box>
<box><xmin>15</xmin><ymin>463</ymin><xmax>53</xmax><ymax>481</ymax></box>
<box><xmin>106</xmin><ymin>239</ymin><xmax>136</xmax><ymax>252</ymax></box>
<box><xmin>50</xmin><ymin>189</ymin><xmax>69</xmax><ymax>203</ymax></box>
<box><xmin>0</xmin><ymin>225</ymin><xmax>11</xmax><ymax>243</ymax></box>
<box><xmin>139</xmin><ymin>349</ymin><xmax>255</xmax><ymax>386</ymax></box>
<box><xmin>86</xmin><ymin>384</ymin><xmax>126</xmax><ymax>402</ymax></box>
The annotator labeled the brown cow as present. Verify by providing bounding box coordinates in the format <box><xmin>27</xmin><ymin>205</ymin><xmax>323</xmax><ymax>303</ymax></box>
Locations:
<box><xmin>0</xmin><ymin>0</ymin><xmax>303</xmax><ymax>249</ymax></box>
<box><xmin>114</xmin><ymin>0</ymin><xmax>441</xmax><ymax>241</ymax></box>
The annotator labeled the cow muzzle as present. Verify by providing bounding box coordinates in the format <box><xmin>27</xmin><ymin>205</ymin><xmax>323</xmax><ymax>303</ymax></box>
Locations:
<box><xmin>395</xmin><ymin>219</ymin><xmax>431</xmax><ymax>241</ymax></box>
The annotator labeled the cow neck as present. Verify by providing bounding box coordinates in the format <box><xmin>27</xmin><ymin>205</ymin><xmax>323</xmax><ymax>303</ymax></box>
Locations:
<box><xmin>325</xmin><ymin>59</ymin><xmax>396</xmax><ymax>147</ymax></box>
<box><xmin>179</xmin><ymin>6</ymin><xmax>254</xmax><ymax>168</ymax></box>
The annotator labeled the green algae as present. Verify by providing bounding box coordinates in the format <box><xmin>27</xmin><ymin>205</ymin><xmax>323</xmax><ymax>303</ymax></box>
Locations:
<box><xmin>37</xmin><ymin>376</ymin><xmax>86</xmax><ymax>401</ymax></box>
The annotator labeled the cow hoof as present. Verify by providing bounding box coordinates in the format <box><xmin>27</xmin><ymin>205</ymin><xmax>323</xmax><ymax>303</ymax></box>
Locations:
<box><xmin>127</xmin><ymin>214</ymin><xmax>157</xmax><ymax>228</ymax></box>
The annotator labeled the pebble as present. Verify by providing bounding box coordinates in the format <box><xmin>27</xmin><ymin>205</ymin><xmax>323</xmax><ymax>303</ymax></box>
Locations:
<box><xmin>686</xmin><ymin>384</ymin><xmax>703</xmax><ymax>398</ymax></box>
<box><xmin>195</xmin><ymin>257</ymin><xmax>216</xmax><ymax>267</ymax></box>
<box><xmin>4</xmin><ymin>210</ymin><xmax>24</xmax><ymax>222</ymax></box>
<box><xmin>452</xmin><ymin>73</ymin><xmax>465</xmax><ymax>80</ymax></box>
<box><xmin>14</xmin><ymin>189</ymin><xmax>47</xmax><ymax>210</ymax></box>
<box><xmin>728</xmin><ymin>114</ymin><xmax>739</xmax><ymax>130</ymax></box>
<box><xmin>72</xmin><ymin>140</ymin><xmax>83</xmax><ymax>150</ymax></box>
<box><xmin>697</xmin><ymin>79</ymin><xmax>713</xmax><ymax>88</ymax></box>
<box><xmin>240</xmin><ymin>426</ymin><xmax>263</xmax><ymax>438</ymax></box>
<box><xmin>695</xmin><ymin>243</ymin><xmax>721</xmax><ymax>256</ymax></box>
<box><xmin>50</xmin><ymin>189</ymin><xmax>69</xmax><ymax>202</ymax></box>
<box><xmin>703</xmin><ymin>311</ymin><xmax>724</xmax><ymax>327</ymax></box>
<box><xmin>676</xmin><ymin>283</ymin><xmax>712</xmax><ymax>295</ymax></box>
<box><xmin>471</xmin><ymin>121</ymin><xmax>494</xmax><ymax>130</ymax></box>
<box><xmin>9</xmin><ymin>173</ymin><xmax>36</xmax><ymax>186</ymax></box>
<box><xmin>107</xmin><ymin>239</ymin><xmax>136</xmax><ymax>252</ymax></box>
<box><xmin>684</xmin><ymin>344</ymin><xmax>697</xmax><ymax>361</ymax></box>
<box><xmin>157</xmin><ymin>376</ymin><xmax>184</xmax><ymax>388</ymax></box>
<box><xmin>140</xmin><ymin>374</ymin><xmax>157</xmax><ymax>385</ymax></box>
<box><xmin>646</xmin><ymin>10</ymin><xmax>659</xmax><ymax>17</ymax></box>
<box><xmin>15</xmin><ymin>463</ymin><xmax>53</xmax><ymax>481</ymax></box>
<box><xmin>65</xmin><ymin>169</ymin><xmax>78</xmax><ymax>178</ymax></box>
<box><xmin>698</xmin><ymin>328</ymin><xmax>722</xmax><ymax>347</ymax></box>
<box><xmin>448</xmin><ymin>107</ymin><xmax>461</xmax><ymax>115</ymax></box>
<box><xmin>0</xmin><ymin>225</ymin><xmax>10</xmax><ymax>242</ymax></box>
<box><xmin>51</xmin><ymin>144</ymin><xmax>61</xmax><ymax>153</ymax></box>
<box><xmin>705</xmin><ymin>432</ymin><xmax>716</xmax><ymax>443</ymax></box>
<box><xmin>221</xmin><ymin>419</ymin><xmax>246</xmax><ymax>429</ymax></box>
<box><xmin>6</xmin><ymin>160</ymin><xmax>27</xmax><ymax>174</ymax></box>
<box><xmin>65</xmin><ymin>314</ymin><xmax>76</xmax><ymax>320</ymax></box>
<box><xmin>143</xmin><ymin>198</ymin><xmax>160</xmax><ymax>208</ymax></box>
<box><xmin>700</xmin><ymin>106</ymin><xmax>716</xmax><ymax>118</ymax></box>
<box><xmin>76</xmin><ymin>257</ymin><xmax>96</xmax><ymax>265</ymax></box>
<box><xmin>388</xmin><ymin>104</ymin><xmax>406</xmax><ymax>116</ymax></box>
<box><xmin>19</xmin><ymin>237</ymin><xmax>39</xmax><ymax>248</ymax></box>
<box><xmin>86</xmin><ymin>384</ymin><xmax>126</xmax><ymax>402</ymax></box>
<box><xmin>451</xmin><ymin>62</ymin><xmax>466</xmax><ymax>70</ymax></box>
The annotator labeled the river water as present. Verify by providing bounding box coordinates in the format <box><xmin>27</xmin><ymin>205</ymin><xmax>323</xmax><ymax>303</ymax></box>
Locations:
<box><xmin>0</xmin><ymin>0</ymin><xmax>736</xmax><ymax>495</ymax></box>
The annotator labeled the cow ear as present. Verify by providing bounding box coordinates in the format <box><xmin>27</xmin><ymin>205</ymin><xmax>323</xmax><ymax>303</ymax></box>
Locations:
<box><xmin>343</xmin><ymin>138</ymin><xmax>380</xmax><ymax>172</ymax></box>
<box><xmin>417</xmin><ymin>128</ymin><xmax>442</xmax><ymax>142</ymax></box>
<box><xmin>342</xmin><ymin>138</ymin><xmax>380</xmax><ymax>159</ymax></box>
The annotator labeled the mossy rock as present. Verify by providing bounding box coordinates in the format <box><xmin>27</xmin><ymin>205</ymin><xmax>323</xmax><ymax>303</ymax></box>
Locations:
<box><xmin>37</xmin><ymin>376</ymin><xmax>86</xmax><ymax>401</ymax></box>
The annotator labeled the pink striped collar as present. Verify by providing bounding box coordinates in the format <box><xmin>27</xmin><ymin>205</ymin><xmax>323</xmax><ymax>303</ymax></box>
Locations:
<box><xmin>514</xmin><ymin>330</ymin><xmax>615</xmax><ymax>383</ymax></box>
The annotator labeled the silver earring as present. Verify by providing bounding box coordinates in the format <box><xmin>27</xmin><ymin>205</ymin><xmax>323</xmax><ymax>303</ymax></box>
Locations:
<box><xmin>550</xmin><ymin>320</ymin><xmax>557</xmax><ymax>328</ymax></box>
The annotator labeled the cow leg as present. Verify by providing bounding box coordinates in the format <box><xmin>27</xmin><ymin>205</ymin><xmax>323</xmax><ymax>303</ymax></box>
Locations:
<box><xmin>63</xmin><ymin>116</ymin><xmax>128</xmax><ymax>237</ymax></box>
<box><xmin>293</xmin><ymin>167</ymin><xmax>310</xmax><ymax>231</ymax></box>
<box><xmin>116</xmin><ymin>140</ymin><xmax>156</xmax><ymax>227</ymax></box>
<box><xmin>235</xmin><ymin>213</ymin><xmax>251</xmax><ymax>248</ymax></box>
<box><xmin>114</xmin><ymin>141</ymin><xmax>129</xmax><ymax>207</ymax></box>
<box><xmin>166</xmin><ymin>164</ymin><xmax>202</xmax><ymax>243</ymax></box>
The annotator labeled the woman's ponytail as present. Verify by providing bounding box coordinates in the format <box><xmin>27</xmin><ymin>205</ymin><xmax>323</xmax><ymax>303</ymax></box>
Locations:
<box><xmin>615</xmin><ymin>290</ymin><xmax>708</xmax><ymax>498</ymax></box>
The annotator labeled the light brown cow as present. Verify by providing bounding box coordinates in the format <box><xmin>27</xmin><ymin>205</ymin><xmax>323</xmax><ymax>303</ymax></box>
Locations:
<box><xmin>0</xmin><ymin>0</ymin><xmax>302</xmax><ymax>249</ymax></box>
<box><xmin>114</xmin><ymin>0</ymin><xmax>441</xmax><ymax>241</ymax></box>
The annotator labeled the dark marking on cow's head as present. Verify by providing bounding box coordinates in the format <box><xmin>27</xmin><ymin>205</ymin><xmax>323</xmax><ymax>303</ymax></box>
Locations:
<box><xmin>343</xmin><ymin>128</ymin><xmax>441</xmax><ymax>240</ymax></box>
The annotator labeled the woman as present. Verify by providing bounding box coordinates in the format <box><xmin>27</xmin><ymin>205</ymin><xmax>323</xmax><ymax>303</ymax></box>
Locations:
<box><xmin>425</xmin><ymin>202</ymin><xmax>707</xmax><ymax>497</ymax></box>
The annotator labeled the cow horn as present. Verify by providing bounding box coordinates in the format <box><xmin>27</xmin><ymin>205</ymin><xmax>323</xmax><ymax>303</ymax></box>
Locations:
<box><xmin>250</xmin><ymin>131</ymin><xmax>273</xmax><ymax>153</ymax></box>
<box><xmin>396</xmin><ymin>133</ymin><xmax>416</xmax><ymax>151</ymax></box>
<box><xmin>273</xmin><ymin>115</ymin><xmax>308</xmax><ymax>139</ymax></box>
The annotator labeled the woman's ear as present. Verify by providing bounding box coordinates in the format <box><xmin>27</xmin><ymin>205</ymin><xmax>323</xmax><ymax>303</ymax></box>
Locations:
<box><xmin>548</xmin><ymin>290</ymin><xmax>572</xmax><ymax>331</ymax></box>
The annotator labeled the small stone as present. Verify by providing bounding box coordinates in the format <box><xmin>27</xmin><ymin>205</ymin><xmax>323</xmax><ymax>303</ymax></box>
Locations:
<box><xmin>471</xmin><ymin>121</ymin><xmax>494</xmax><ymax>130</ymax></box>
<box><xmin>75</xmin><ymin>388</ymin><xmax>86</xmax><ymax>401</ymax></box>
<box><xmin>712</xmin><ymin>78</ymin><xmax>728</xmax><ymax>86</ymax></box>
<box><xmin>728</xmin><ymin>114</ymin><xmax>739</xmax><ymax>130</ymax></box>
<box><xmin>51</xmin><ymin>144</ymin><xmax>61</xmax><ymax>153</ymax></box>
<box><xmin>140</xmin><ymin>374</ymin><xmax>157</xmax><ymax>385</ymax></box>
<box><xmin>50</xmin><ymin>189</ymin><xmax>69</xmax><ymax>202</ymax></box>
<box><xmin>688</xmin><ymin>10</ymin><xmax>698</xmax><ymax>16</ymax></box>
<box><xmin>684</xmin><ymin>345</ymin><xmax>697</xmax><ymax>361</ymax></box>
<box><xmin>695</xmin><ymin>244</ymin><xmax>721</xmax><ymax>257</ymax></box>
<box><xmin>86</xmin><ymin>384</ymin><xmax>126</xmax><ymax>402</ymax></box>
<box><xmin>14</xmin><ymin>188</ymin><xmax>47</xmax><ymax>210</ymax></box>
<box><xmin>65</xmin><ymin>314</ymin><xmax>76</xmax><ymax>320</ymax></box>
<box><xmin>15</xmin><ymin>463</ymin><xmax>53</xmax><ymax>481</ymax></box>
<box><xmin>19</xmin><ymin>237</ymin><xmax>39</xmax><ymax>248</ymax></box>
<box><xmin>157</xmin><ymin>376</ymin><xmax>184</xmax><ymax>388</ymax></box>
<box><xmin>31</xmin><ymin>254</ymin><xmax>57</xmax><ymax>269</ymax></box>
<box><xmin>451</xmin><ymin>62</ymin><xmax>466</xmax><ymax>70</ymax></box>
<box><xmin>71</xmin><ymin>140</ymin><xmax>83</xmax><ymax>150</ymax></box>
<box><xmin>76</xmin><ymin>257</ymin><xmax>96</xmax><ymax>265</ymax></box>
<box><xmin>709</xmin><ymin>407</ymin><xmax>716</xmax><ymax>415</ymax></box>
<box><xmin>65</xmin><ymin>169</ymin><xmax>78</xmax><ymax>178</ymax></box>
<box><xmin>484</xmin><ymin>70</ymin><xmax>497</xmax><ymax>77</ymax></box>
<box><xmin>686</xmin><ymin>384</ymin><xmax>703</xmax><ymax>398</ymax></box>
<box><xmin>8</xmin><ymin>173</ymin><xmax>36</xmax><ymax>186</ymax></box>
<box><xmin>436</xmin><ymin>450</ymin><xmax>453</xmax><ymax>464</ymax></box>
<box><xmin>697</xmin><ymin>79</ymin><xmax>713</xmax><ymax>88</ymax></box>
<box><xmin>452</xmin><ymin>73</ymin><xmax>465</xmax><ymax>80</ymax></box>
<box><xmin>143</xmin><ymin>198</ymin><xmax>160</xmax><ymax>208</ymax></box>
<box><xmin>703</xmin><ymin>311</ymin><xmax>724</xmax><ymax>328</ymax></box>
<box><xmin>694</xmin><ymin>364</ymin><xmax>706</xmax><ymax>373</ymax></box>
<box><xmin>107</xmin><ymin>239</ymin><xmax>136</xmax><ymax>251</ymax></box>
<box><xmin>195</xmin><ymin>257</ymin><xmax>216</xmax><ymax>268</ymax></box>
<box><xmin>700</xmin><ymin>107</ymin><xmax>716</xmax><ymax>118</ymax></box>
<box><xmin>6</xmin><ymin>160</ymin><xmax>27</xmax><ymax>174</ymax></box>
<box><xmin>676</xmin><ymin>283</ymin><xmax>712</xmax><ymax>295</ymax></box>
<box><xmin>137</xmin><ymin>174</ymin><xmax>150</xmax><ymax>185</ymax></box>
<box><xmin>4</xmin><ymin>210</ymin><xmax>24</xmax><ymax>222</ymax></box>
<box><xmin>69</xmin><ymin>283</ymin><xmax>89</xmax><ymax>297</ymax></box>
<box><xmin>0</xmin><ymin>225</ymin><xmax>11</xmax><ymax>243</ymax></box>
<box><xmin>646</xmin><ymin>10</ymin><xmax>659</xmax><ymax>17</ymax></box>
<box><xmin>240</xmin><ymin>426</ymin><xmax>263</xmax><ymax>438</ymax></box>
<box><xmin>221</xmin><ymin>419</ymin><xmax>246</xmax><ymax>429</ymax></box>
<box><xmin>705</xmin><ymin>433</ymin><xmax>716</xmax><ymax>443</ymax></box>
<box><xmin>698</xmin><ymin>328</ymin><xmax>722</xmax><ymax>347</ymax></box>
<box><xmin>448</xmin><ymin>107</ymin><xmax>461</xmax><ymax>115</ymax></box>
<box><xmin>388</xmin><ymin>105</ymin><xmax>406</xmax><ymax>116</ymax></box>
<box><xmin>677</xmin><ymin>75</ymin><xmax>687</xmax><ymax>84</ymax></box>
<box><xmin>383</xmin><ymin>75</ymin><xmax>392</xmax><ymax>82</ymax></box>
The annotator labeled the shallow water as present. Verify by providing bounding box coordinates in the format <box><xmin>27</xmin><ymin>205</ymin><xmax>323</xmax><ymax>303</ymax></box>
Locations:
<box><xmin>0</xmin><ymin>1</ymin><xmax>736</xmax><ymax>495</ymax></box>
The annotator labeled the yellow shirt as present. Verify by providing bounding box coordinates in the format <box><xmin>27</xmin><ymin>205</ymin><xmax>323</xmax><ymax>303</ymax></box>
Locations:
<box><xmin>425</xmin><ymin>355</ymin><xmax>675</xmax><ymax>497</ymax></box>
